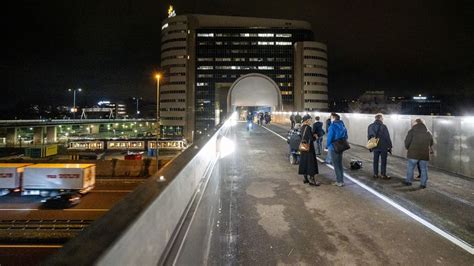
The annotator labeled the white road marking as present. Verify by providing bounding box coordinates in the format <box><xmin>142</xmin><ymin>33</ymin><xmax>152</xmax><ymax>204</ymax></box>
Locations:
<box><xmin>262</xmin><ymin>125</ymin><xmax>474</xmax><ymax>255</ymax></box>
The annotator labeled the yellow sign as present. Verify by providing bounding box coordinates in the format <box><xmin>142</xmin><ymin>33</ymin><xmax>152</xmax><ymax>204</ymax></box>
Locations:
<box><xmin>168</xmin><ymin>5</ymin><xmax>176</xmax><ymax>18</ymax></box>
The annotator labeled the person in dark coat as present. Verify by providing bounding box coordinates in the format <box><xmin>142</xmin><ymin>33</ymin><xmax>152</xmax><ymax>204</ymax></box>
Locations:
<box><xmin>403</xmin><ymin>118</ymin><xmax>434</xmax><ymax>189</ymax></box>
<box><xmin>295</xmin><ymin>113</ymin><xmax>302</xmax><ymax>124</ymax></box>
<box><xmin>312</xmin><ymin>116</ymin><xmax>325</xmax><ymax>155</ymax></box>
<box><xmin>298</xmin><ymin>115</ymin><xmax>320</xmax><ymax>186</ymax></box>
<box><xmin>290</xmin><ymin>114</ymin><xmax>296</xmax><ymax>129</ymax></box>
<box><xmin>324</xmin><ymin>116</ymin><xmax>333</xmax><ymax>164</ymax></box>
<box><xmin>367</xmin><ymin>113</ymin><xmax>393</xmax><ymax>179</ymax></box>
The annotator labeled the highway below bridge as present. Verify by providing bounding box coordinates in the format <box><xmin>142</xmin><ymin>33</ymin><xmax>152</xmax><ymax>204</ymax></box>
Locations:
<box><xmin>0</xmin><ymin>178</ymin><xmax>145</xmax><ymax>264</ymax></box>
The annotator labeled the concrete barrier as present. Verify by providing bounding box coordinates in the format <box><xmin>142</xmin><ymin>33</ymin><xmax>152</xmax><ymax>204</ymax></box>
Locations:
<box><xmin>46</xmin><ymin>121</ymin><xmax>232</xmax><ymax>265</ymax></box>
<box><xmin>273</xmin><ymin>112</ymin><xmax>474</xmax><ymax>178</ymax></box>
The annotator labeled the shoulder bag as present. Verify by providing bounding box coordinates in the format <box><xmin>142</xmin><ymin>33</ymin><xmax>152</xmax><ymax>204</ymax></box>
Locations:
<box><xmin>333</xmin><ymin>138</ymin><xmax>350</xmax><ymax>153</ymax></box>
<box><xmin>366</xmin><ymin>124</ymin><xmax>382</xmax><ymax>150</ymax></box>
<box><xmin>299</xmin><ymin>125</ymin><xmax>310</xmax><ymax>152</ymax></box>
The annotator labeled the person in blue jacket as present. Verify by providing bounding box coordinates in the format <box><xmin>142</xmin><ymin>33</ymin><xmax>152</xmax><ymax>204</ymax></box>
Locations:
<box><xmin>326</xmin><ymin>113</ymin><xmax>348</xmax><ymax>187</ymax></box>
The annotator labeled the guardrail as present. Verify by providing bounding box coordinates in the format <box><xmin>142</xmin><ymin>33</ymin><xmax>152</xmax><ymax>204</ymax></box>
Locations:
<box><xmin>46</xmin><ymin>119</ymin><xmax>233</xmax><ymax>265</ymax></box>
<box><xmin>0</xmin><ymin>118</ymin><xmax>157</xmax><ymax>126</ymax></box>
<box><xmin>273</xmin><ymin>112</ymin><xmax>474</xmax><ymax>178</ymax></box>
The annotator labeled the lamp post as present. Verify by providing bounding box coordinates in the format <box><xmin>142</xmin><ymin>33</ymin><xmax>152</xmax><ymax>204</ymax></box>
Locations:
<box><xmin>155</xmin><ymin>74</ymin><xmax>161</xmax><ymax>171</ymax></box>
<box><xmin>132</xmin><ymin>97</ymin><xmax>143</xmax><ymax>117</ymax></box>
<box><xmin>68</xmin><ymin>88</ymin><xmax>82</xmax><ymax>119</ymax></box>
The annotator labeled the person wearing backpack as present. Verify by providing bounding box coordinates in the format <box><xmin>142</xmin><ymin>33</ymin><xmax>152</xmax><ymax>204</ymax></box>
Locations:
<box><xmin>367</xmin><ymin>113</ymin><xmax>393</xmax><ymax>179</ymax></box>
<box><xmin>312</xmin><ymin>116</ymin><xmax>325</xmax><ymax>156</ymax></box>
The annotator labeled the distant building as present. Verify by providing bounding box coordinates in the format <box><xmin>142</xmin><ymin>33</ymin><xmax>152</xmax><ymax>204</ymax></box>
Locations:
<box><xmin>348</xmin><ymin>91</ymin><xmax>401</xmax><ymax>114</ymax></box>
<box><xmin>160</xmin><ymin>12</ymin><xmax>328</xmax><ymax>140</ymax></box>
<box><xmin>397</xmin><ymin>95</ymin><xmax>442</xmax><ymax>115</ymax></box>
<box><xmin>81</xmin><ymin>101</ymin><xmax>127</xmax><ymax>119</ymax></box>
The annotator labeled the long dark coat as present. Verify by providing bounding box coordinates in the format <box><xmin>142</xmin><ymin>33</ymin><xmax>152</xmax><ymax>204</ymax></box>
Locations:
<box><xmin>298</xmin><ymin>124</ymin><xmax>319</xmax><ymax>176</ymax></box>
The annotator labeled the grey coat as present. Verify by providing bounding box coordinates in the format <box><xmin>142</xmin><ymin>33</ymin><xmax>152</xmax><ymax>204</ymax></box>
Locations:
<box><xmin>404</xmin><ymin>123</ymin><xmax>434</xmax><ymax>161</ymax></box>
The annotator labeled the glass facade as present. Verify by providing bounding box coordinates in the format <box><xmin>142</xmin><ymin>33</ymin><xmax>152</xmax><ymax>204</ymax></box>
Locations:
<box><xmin>195</xmin><ymin>28</ymin><xmax>313</xmax><ymax>133</ymax></box>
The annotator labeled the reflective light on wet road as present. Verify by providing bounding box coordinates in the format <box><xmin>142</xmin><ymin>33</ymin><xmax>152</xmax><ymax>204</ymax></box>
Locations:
<box><xmin>219</xmin><ymin>137</ymin><xmax>236</xmax><ymax>158</ymax></box>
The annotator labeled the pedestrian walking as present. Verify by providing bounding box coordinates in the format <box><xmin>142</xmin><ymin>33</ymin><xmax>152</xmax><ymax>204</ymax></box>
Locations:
<box><xmin>312</xmin><ymin>116</ymin><xmax>325</xmax><ymax>155</ymax></box>
<box><xmin>324</xmin><ymin>115</ymin><xmax>333</xmax><ymax>164</ymax></box>
<box><xmin>367</xmin><ymin>113</ymin><xmax>393</xmax><ymax>179</ymax></box>
<box><xmin>403</xmin><ymin>118</ymin><xmax>434</xmax><ymax>189</ymax></box>
<box><xmin>290</xmin><ymin>114</ymin><xmax>295</xmax><ymax>129</ymax></box>
<box><xmin>246</xmin><ymin>111</ymin><xmax>253</xmax><ymax>131</ymax></box>
<box><xmin>326</xmin><ymin>113</ymin><xmax>348</xmax><ymax>187</ymax></box>
<box><xmin>259</xmin><ymin>112</ymin><xmax>265</xmax><ymax>126</ymax></box>
<box><xmin>298</xmin><ymin>115</ymin><xmax>320</xmax><ymax>186</ymax></box>
<box><xmin>295</xmin><ymin>113</ymin><xmax>302</xmax><ymax>124</ymax></box>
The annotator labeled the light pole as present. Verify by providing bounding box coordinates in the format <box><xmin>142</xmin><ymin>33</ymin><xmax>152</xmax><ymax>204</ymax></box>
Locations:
<box><xmin>132</xmin><ymin>97</ymin><xmax>143</xmax><ymax>117</ymax></box>
<box><xmin>155</xmin><ymin>74</ymin><xmax>161</xmax><ymax>171</ymax></box>
<box><xmin>68</xmin><ymin>88</ymin><xmax>82</xmax><ymax>119</ymax></box>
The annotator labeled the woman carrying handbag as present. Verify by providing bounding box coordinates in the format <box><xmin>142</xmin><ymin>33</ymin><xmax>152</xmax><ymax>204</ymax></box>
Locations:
<box><xmin>298</xmin><ymin>115</ymin><xmax>321</xmax><ymax>186</ymax></box>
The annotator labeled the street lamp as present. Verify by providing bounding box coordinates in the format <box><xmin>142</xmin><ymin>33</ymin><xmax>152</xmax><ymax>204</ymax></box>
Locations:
<box><xmin>155</xmin><ymin>74</ymin><xmax>161</xmax><ymax>171</ymax></box>
<box><xmin>68</xmin><ymin>88</ymin><xmax>82</xmax><ymax>119</ymax></box>
<box><xmin>132</xmin><ymin>97</ymin><xmax>143</xmax><ymax>117</ymax></box>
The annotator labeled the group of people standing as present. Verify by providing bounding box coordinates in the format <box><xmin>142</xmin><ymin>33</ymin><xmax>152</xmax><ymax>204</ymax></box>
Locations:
<box><xmin>296</xmin><ymin>113</ymin><xmax>349</xmax><ymax>187</ymax></box>
<box><xmin>367</xmin><ymin>113</ymin><xmax>434</xmax><ymax>188</ymax></box>
<box><xmin>293</xmin><ymin>112</ymin><xmax>435</xmax><ymax>189</ymax></box>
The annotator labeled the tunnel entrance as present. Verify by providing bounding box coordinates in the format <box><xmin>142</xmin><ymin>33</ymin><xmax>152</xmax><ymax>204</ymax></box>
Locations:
<box><xmin>226</xmin><ymin>73</ymin><xmax>282</xmax><ymax>118</ymax></box>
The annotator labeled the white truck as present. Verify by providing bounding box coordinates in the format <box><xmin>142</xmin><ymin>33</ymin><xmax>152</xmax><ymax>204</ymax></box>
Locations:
<box><xmin>22</xmin><ymin>164</ymin><xmax>96</xmax><ymax>197</ymax></box>
<box><xmin>0</xmin><ymin>163</ymin><xmax>33</xmax><ymax>196</ymax></box>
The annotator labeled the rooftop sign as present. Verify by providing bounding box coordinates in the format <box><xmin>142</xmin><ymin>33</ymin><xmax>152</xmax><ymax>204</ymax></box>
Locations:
<box><xmin>168</xmin><ymin>5</ymin><xmax>176</xmax><ymax>18</ymax></box>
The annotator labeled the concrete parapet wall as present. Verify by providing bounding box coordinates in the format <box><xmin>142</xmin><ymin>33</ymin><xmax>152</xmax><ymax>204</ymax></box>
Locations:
<box><xmin>273</xmin><ymin>112</ymin><xmax>474</xmax><ymax>178</ymax></box>
<box><xmin>46</xmin><ymin>121</ymin><xmax>230</xmax><ymax>265</ymax></box>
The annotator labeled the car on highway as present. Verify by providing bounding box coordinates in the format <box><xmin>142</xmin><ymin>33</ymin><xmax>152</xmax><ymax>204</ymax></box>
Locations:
<box><xmin>41</xmin><ymin>192</ymin><xmax>81</xmax><ymax>209</ymax></box>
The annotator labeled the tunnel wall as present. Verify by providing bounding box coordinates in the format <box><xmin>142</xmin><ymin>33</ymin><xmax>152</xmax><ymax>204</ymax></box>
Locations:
<box><xmin>273</xmin><ymin>113</ymin><xmax>474</xmax><ymax>178</ymax></box>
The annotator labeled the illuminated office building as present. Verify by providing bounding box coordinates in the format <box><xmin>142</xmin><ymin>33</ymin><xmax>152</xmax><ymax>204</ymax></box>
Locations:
<box><xmin>161</xmin><ymin>12</ymin><xmax>328</xmax><ymax>140</ymax></box>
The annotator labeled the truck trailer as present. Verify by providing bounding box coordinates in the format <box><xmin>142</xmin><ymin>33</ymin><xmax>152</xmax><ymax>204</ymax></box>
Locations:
<box><xmin>0</xmin><ymin>163</ymin><xmax>33</xmax><ymax>196</ymax></box>
<box><xmin>22</xmin><ymin>164</ymin><xmax>95</xmax><ymax>197</ymax></box>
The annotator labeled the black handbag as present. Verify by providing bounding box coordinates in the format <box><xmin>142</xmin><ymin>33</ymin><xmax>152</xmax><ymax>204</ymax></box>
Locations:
<box><xmin>333</xmin><ymin>138</ymin><xmax>350</xmax><ymax>153</ymax></box>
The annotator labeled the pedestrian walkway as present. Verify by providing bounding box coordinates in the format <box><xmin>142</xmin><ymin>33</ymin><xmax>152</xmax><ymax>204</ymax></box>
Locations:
<box><xmin>173</xmin><ymin>122</ymin><xmax>473</xmax><ymax>265</ymax></box>
<box><xmin>270</xmin><ymin>122</ymin><xmax>474</xmax><ymax>246</ymax></box>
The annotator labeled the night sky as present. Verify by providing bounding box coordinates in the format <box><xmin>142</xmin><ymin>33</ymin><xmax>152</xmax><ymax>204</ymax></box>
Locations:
<box><xmin>2</xmin><ymin>0</ymin><xmax>473</xmax><ymax>110</ymax></box>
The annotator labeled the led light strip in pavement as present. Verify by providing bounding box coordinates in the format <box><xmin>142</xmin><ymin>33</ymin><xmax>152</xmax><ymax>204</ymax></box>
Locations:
<box><xmin>261</xmin><ymin>125</ymin><xmax>474</xmax><ymax>255</ymax></box>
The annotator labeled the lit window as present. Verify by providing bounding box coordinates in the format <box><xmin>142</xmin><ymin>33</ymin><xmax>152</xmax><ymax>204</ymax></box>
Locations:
<box><xmin>215</xmin><ymin>58</ymin><xmax>231</xmax><ymax>62</ymax></box>
<box><xmin>276</xmin><ymin>33</ymin><xmax>292</xmax><ymax>38</ymax></box>
<box><xmin>161</xmin><ymin>23</ymin><xmax>169</xmax><ymax>30</ymax></box>
<box><xmin>197</xmin><ymin>58</ymin><xmax>213</xmax><ymax>62</ymax></box>
<box><xmin>258</xmin><ymin>41</ymin><xmax>274</xmax><ymax>45</ymax></box>
<box><xmin>197</xmin><ymin>66</ymin><xmax>213</xmax><ymax>70</ymax></box>
<box><xmin>197</xmin><ymin>33</ymin><xmax>214</xmax><ymax>37</ymax></box>
<box><xmin>258</xmin><ymin>33</ymin><xmax>274</xmax><ymax>37</ymax></box>
<box><xmin>258</xmin><ymin>66</ymin><xmax>274</xmax><ymax>70</ymax></box>
<box><xmin>276</xmin><ymin>41</ymin><xmax>292</xmax><ymax>45</ymax></box>
<box><xmin>196</xmin><ymin>82</ymin><xmax>208</xmax><ymax>86</ymax></box>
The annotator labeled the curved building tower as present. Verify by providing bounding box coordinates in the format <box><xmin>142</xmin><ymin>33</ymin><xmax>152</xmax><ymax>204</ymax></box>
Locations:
<box><xmin>160</xmin><ymin>14</ymin><xmax>328</xmax><ymax>141</ymax></box>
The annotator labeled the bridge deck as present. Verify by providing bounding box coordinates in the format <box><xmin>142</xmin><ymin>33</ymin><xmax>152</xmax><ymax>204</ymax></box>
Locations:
<box><xmin>171</xmin><ymin>122</ymin><xmax>473</xmax><ymax>265</ymax></box>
